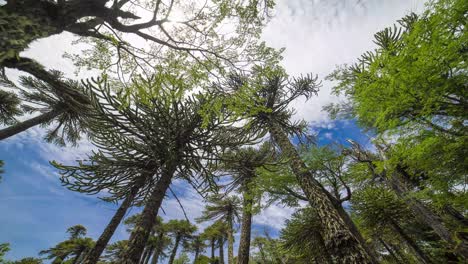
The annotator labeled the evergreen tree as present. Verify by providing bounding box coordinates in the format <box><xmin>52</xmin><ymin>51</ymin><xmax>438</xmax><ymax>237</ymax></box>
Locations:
<box><xmin>217</xmin><ymin>143</ymin><xmax>274</xmax><ymax>264</ymax></box>
<box><xmin>165</xmin><ymin>220</ymin><xmax>197</xmax><ymax>264</ymax></box>
<box><xmin>214</xmin><ymin>66</ymin><xmax>375</xmax><ymax>263</ymax></box>
<box><xmin>197</xmin><ymin>196</ymin><xmax>241</xmax><ymax>264</ymax></box>
<box><xmin>0</xmin><ymin>72</ymin><xmax>92</xmax><ymax>144</ymax></box>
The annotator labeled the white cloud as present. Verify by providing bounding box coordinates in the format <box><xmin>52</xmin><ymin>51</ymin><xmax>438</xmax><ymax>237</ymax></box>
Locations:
<box><xmin>262</xmin><ymin>0</ymin><xmax>426</xmax><ymax>124</ymax></box>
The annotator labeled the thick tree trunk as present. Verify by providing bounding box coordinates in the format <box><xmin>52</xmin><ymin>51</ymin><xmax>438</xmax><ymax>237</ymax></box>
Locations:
<box><xmin>150</xmin><ymin>232</ymin><xmax>164</xmax><ymax>264</ymax></box>
<box><xmin>219</xmin><ymin>237</ymin><xmax>225</xmax><ymax>264</ymax></box>
<box><xmin>268</xmin><ymin>122</ymin><xmax>374</xmax><ymax>264</ymax></box>
<box><xmin>390</xmin><ymin>169</ymin><xmax>468</xmax><ymax>259</ymax></box>
<box><xmin>84</xmin><ymin>178</ymin><xmax>145</xmax><ymax>264</ymax></box>
<box><xmin>237</xmin><ymin>187</ymin><xmax>253</xmax><ymax>264</ymax></box>
<box><xmin>122</xmin><ymin>165</ymin><xmax>174</xmax><ymax>263</ymax></box>
<box><xmin>0</xmin><ymin>108</ymin><xmax>62</xmax><ymax>140</ymax></box>
<box><xmin>168</xmin><ymin>235</ymin><xmax>181</xmax><ymax>264</ymax></box>
<box><xmin>389</xmin><ymin>219</ymin><xmax>432</xmax><ymax>264</ymax></box>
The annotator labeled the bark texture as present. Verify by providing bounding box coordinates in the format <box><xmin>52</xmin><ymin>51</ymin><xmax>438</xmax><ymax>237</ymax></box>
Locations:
<box><xmin>122</xmin><ymin>166</ymin><xmax>174</xmax><ymax>263</ymax></box>
<box><xmin>0</xmin><ymin>108</ymin><xmax>62</xmax><ymax>140</ymax></box>
<box><xmin>268</xmin><ymin>122</ymin><xmax>374</xmax><ymax>264</ymax></box>
<box><xmin>237</xmin><ymin>188</ymin><xmax>253</xmax><ymax>264</ymax></box>
<box><xmin>227</xmin><ymin>222</ymin><xmax>234</xmax><ymax>264</ymax></box>
<box><xmin>84</xmin><ymin>179</ymin><xmax>144</xmax><ymax>264</ymax></box>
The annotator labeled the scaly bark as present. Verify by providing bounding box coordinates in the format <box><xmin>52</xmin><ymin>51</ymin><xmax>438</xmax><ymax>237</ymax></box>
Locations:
<box><xmin>122</xmin><ymin>165</ymin><xmax>174</xmax><ymax>263</ymax></box>
<box><xmin>227</xmin><ymin>219</ymin><xmax>234</xmax><ymax>264</ymax></box>
<box><xmin>268</xmin><ymin>121</ymin><xmax>374</xmax><ymax>263</ymax></box>
<box><xmin>237</xmin><ymin>184</ymin><xmax>253</xmax><ymax>264</ymax></box>
<box><xmin>84</xmin><ymin>177</ymin><xmax>145</xmax><ymax>264</ymax></box>
<box><xmin>0</xmin><ymin>108</ymin><xmax>62</xmax><ymax>140</ymax></box>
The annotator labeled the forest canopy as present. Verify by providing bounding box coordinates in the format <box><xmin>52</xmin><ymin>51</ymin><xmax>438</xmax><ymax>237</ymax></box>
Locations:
<box><xmin>0</xmin><ymin>0</ymin><xmax>466</xmax><ymax>263</ymax></box>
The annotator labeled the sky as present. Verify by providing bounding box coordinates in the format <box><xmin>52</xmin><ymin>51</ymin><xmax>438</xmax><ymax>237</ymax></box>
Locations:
<box><xmin>0</xmin><ymin>0</ymin><xmax>426</xmax><ymax>262</ymax></box>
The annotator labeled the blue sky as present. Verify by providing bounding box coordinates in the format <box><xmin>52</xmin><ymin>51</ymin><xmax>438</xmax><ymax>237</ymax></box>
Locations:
<box><xmin>0</xmin><ymin>120</ymin><xmax>369</xmax><ymax>261</ymax></box>
<box><xmin>0</xmin><ymin>0</ymin><xmax>426</xmax><ymax>262</ymax></box>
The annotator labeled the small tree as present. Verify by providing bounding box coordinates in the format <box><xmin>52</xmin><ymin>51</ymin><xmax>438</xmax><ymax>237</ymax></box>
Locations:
<box><xmin>165</xmin><ymin>220</ymin><xmax>197</xmax><ymax>264</ymax></box>
<box><xmin>197</xmin><ymin>196</ymin><xmax>241</xmax><ymax>264</ymax></box>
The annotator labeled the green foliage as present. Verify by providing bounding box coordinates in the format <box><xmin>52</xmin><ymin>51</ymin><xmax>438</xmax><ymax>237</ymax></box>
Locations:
<box><xmin>194</xmin><ymin>255</ymin><xmax>211</xmax><ymax>264</ymax></box>
<box><xmin>0</xmin><ymin>243</ymin><xmax>10</xmax><ymax>264</ymax></box>
<box><xmin>14</xmin><ymin>71</ymin><xmax>92</xmax><ymax>145</ymax></box>
<box><xmin>11</xmin><ymin>258</ymin><xmax>43</xmax><ymax>264</ymax></box>
<box><xmin>280</xmin><ymin>207</ymin><xmax>329</xmax><ymax>262</ymax></box>
<box><xmin>173</xmin><ymin>252</ymin><xmax>190</xmax><ymax>264</ymax></box>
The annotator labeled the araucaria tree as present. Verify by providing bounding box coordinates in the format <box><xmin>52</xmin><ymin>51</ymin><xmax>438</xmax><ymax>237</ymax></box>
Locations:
<box><xmin>165</xmin><ymin>220</ymin><xmax>197</xmax><ymax>264</ymax></box>
<box><xmin>217</xmin><ymin>143</ymin><xmax>274</xmax><ymax>264</ymax></box>
<box><xmin>215</xmin><ymin>66</ymin><xmax>375</xmax><ymax>263</ymax></box>
<box><xmin>197</xmin><ymin>195</ymin><xmax>241</xmax><ymax>264</ymax></box>
<box><xmin>56</xmin><ymin>56</ymin><xmax>254</xmax><ymax>263</ymax></box>
<box><xmin>0</xmin><ymin>71</ymin><xmax>92</xmax><ymax>144</ymax></box>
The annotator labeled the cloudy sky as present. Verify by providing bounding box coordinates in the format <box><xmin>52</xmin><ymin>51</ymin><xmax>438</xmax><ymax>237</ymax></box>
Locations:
<box><xmin>0</xmin><ymin>0</ymin><xmax>425</xmax><ymax>261</ymax></box>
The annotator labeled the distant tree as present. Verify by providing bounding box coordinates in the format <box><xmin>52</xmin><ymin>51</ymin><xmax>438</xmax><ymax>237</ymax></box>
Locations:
<box><xmin>40</xmin><ymin>226</ymin><xmax>95</xmax><ymax>264</ymax></box>
<box><xmin>67</xmin><ymin>225</ymin><xmax>87</xmax><ymax>239</ymax></box>
<box><xmin>197</xmin><ymin>196</ymin><xmax>241</xmax><ymax>264</ymax></box>
<box><xmin>186</xmin><ymin>236</ymin><xmax>206</xmax><ymax>264</ymax></box>
<box><xmin>173</xmin><ymin>253</ymin><xmax>190</xmax><ymax>264</ymax></box>
<box><xmin>102</xmin><ymin>240</ymin><xmax>128</xmax><ymax>263</ymax></box>
<box><xmin>11</xmin><ymin>257</ymin><xmax>43</xmax><ymax>264</ymax></box>
<box><xmin>165</xmin><ymin>220</ymin><xmax>197</xmax><ymax>264</ymax></box>
<box><xmin>217</xmin><ymin>143</ymin><xmax>274</xmax><ymax>264</ymax></box>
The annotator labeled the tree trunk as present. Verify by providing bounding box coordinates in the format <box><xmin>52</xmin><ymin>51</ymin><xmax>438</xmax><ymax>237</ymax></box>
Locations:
<box><xmin>237</xmin><ymin>187</ymin><xmax>253</xmax><ymax>264</ymax></box>
<box><xmin>379</xmin><ymin>238</ymin><xmax>404</xmax><ymax>264</ymax></box>
<box><xmin>72</xmin><ymin>249</ymin><xmax>84</xmax><ymax>264</ymax></box>
<box><xmin>227</xmin><ymin>221</ymin><xmax>234</xmax><ymax>264</ymax></box>
<box><xmin>267</xmin><ymin>122</ymin><xmax>374</xmax><ymax>263</ymax></box>
<box><xmin>443</xmin><ymin>204</ymin><xmax>468</xmax><ymax>227</ymax></box>
<box><xmin>219</xmin><ymin>237</ymin><xmax>224</xmax><ymax>264</ymax></box>
<box><xmin>257</xmin><ymin>244</ymin><xmax>266</xmax><ymax>263</ymax></box>
<box><xmin>150</xmin><ymin>232</ymin><xmax>164</xmax><ymax>264</ymax></box>
<box><xmin>193</xmin><ymin>248</ymin><xmax>200</xmax><ymax>264</ymax></box>
<box><xmin>0</xmin><ymin>108</ymin><xmax>62</xmax><ymax>140</ymax></box>
<box><xmin>211</xmin><ymin>238</ymin><xmax>216</xmax><ymax>263</ymax></box>
<box><xmin>84</xmin><ymin>178</ymin><xmax>145</xmax><ymax>264</ymax></box>
<box><xmin>168</xmin><ymin>235</ymin><xmax>181</xmax><ymax>264</ymax></box>
<box><xmin>143</xmin><ymin>246</ymin><xmax>154</xmax><ymax>264</ymax></box>
<box><xmin>390</xmin><ymin>168</ymin><xmax>468</xmax><ymax>259</ymax></box>
<box><xmin>389</xmin><ymin>219</ymin><xmax>432</xmax><ymax>264</ymax></box>
<box><xmin>122</xmin><ymin>165</ymin><xmax>175</xmax><ymax>263</ymax></box>
<box><xmin>140</xmin><ymin>247</ymin><xmax>149</xmax><ymax>264</ymax></box>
